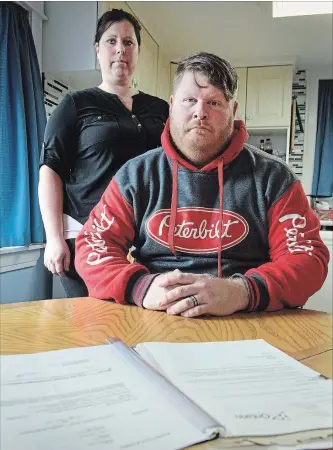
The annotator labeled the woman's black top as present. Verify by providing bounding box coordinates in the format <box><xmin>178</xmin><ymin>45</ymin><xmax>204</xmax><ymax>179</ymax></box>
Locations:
<box><xmin>40</xmin><ymin>87</ymin><xmax>169</xmax><ymax>223</ymax></box>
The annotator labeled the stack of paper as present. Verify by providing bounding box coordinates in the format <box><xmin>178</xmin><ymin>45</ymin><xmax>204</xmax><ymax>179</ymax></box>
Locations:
<box><xmin>0</xmin><ymin>339</ymin><xmax>332</xmax><ymax>450</ymax></box>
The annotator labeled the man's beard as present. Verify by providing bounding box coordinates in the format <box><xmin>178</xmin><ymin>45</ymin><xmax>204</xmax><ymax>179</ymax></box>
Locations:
<box><xmin>170</xmin><ymin>116</ymin><xmax>234</xmax><ymax>165</ymax></box>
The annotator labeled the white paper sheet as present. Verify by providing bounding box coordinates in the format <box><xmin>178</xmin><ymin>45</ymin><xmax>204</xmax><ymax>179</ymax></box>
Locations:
<box><xmin>0</xmin><ymin>345</ymin><xmax>212</xmax><ymax>450</ymax></box>
<box><xmin>135</xmin><ymin>339</ymin><xmax>333</xmax><ymax>438</ymax></box>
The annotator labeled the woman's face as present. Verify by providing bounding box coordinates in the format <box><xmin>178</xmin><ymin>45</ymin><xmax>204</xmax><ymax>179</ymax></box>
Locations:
<box><xmin>96</xmin><ymin>20</ymin><xmax>139</xmax><ymax>84</ymax></box>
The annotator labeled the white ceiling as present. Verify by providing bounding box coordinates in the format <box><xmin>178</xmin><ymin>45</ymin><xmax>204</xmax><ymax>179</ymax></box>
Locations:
<box><xmin>128</xmin><ymin>1</ymin><xmax>333</xmax><ymax>67</ymax></box>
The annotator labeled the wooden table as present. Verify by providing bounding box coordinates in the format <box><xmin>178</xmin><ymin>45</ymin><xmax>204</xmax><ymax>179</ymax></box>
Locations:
<box><xmin>1</xmin><ymin>298</ymin><xmax>332</xmax><ymax>449</ymax></box>
<box><xmin>1</xmin><ymin>298</ymin><xmax>332</xmax><ymax>378</ymax></box>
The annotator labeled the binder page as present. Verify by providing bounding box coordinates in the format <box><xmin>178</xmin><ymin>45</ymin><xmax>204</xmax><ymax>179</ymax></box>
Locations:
<box><xmin>135</xmin><ymin>339</ymin><xmax>332</xmax><ymax>437</ymax></box>
<box><xmin>0</xmin><ymin>345</ymin><xmax>213</xmax><ymax>450</ymax></box>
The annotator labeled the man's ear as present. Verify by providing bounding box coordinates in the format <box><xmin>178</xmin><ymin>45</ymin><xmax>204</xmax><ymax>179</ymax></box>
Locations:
<box><xmin>233</xmin><ymin>101</ymin><xmax>238</xmax><ymax>117</ymax></box>
<box><xmin>95</xmin><ymin>42</ymin><xmax>99</xmax><ymax>56</ymax></box>
<box><xmin>169</xmin><ymin>95</ymin><xmax>173</xmax><ymax>113</ymax></box>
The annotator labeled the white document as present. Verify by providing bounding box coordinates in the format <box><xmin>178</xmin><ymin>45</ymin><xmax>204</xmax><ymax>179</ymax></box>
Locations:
<box><xmin>0</xmin><ymin>345</ymin><xmax>218</xmax><ymax>450</ymax></box>
<box><xmin>135</xmin><ymin>339</ymin><xmax>333</xmax><ymax>438</ymax></box>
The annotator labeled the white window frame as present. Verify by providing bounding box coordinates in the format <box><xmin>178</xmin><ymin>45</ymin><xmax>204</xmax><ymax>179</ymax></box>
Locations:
<box><xmin>0</xmin><ymin>245</ymin><xmax>45</xmax><ymax>273</ymax></box>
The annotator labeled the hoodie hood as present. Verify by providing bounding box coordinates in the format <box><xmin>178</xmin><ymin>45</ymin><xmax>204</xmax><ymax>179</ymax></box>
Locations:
<box><xmin>161</xmin><ymin>119</ymin><xmax>249</xmax><ymax>279</ymax></box>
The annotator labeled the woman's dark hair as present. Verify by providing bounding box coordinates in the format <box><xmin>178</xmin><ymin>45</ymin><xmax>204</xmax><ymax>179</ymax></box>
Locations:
<box><xmin>174</xmin><ymin>52</ymin><xmax>238</xmax><ymax>101</ymax></box>
<box><xmin>94</xmin><ymin>9</ymin><xmax>141</xmax><ymax>46</ymax></box>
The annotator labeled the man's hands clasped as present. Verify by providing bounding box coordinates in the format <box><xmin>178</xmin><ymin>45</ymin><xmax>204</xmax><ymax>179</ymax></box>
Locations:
<box><xmin>143</xmin><ymin>269</ymin><xmax>249</xmax><ymax>318</ymax></box>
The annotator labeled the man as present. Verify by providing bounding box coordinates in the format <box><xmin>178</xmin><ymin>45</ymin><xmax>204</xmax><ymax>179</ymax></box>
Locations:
<box><xmin>75</xmin><ymin>52</ymin><xmax>329</xmax><ymax>318</ymax></box>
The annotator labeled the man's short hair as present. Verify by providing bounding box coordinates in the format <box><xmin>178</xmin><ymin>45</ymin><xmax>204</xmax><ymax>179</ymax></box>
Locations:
<box><xmin>173</xmin><ymin>52</ymin><xmax>238</xmax><ymax>102</ymax></box>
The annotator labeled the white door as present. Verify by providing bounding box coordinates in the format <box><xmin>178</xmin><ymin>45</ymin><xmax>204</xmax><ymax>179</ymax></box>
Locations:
<box><xmin>234</xmin><ymin>67</ymin><xmax>247</xmax><ymax>122</ymax></box>
<box><xmin>246</xmin><ymin>65</ymin><xmax>293</xmax><ymax>127</ymax></box>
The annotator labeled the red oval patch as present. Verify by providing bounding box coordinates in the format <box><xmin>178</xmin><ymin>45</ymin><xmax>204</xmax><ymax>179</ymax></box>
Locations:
<box><xmin>146</xmin><ymin>208</ymin><xmax>249</xmax><ymax>253</ymax></box>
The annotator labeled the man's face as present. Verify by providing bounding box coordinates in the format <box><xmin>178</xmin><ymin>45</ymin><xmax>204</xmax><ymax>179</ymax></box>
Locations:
<box><xmin>169</xmin><ymin>71</ymin><xmax>237</xmax><ymax>167</ymax></box>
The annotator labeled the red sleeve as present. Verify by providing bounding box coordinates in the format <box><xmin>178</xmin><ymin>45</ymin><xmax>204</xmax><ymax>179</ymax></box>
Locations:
<box><xmin>75</xmin><ymin>179</ymin><xmax>149</xmax><ymax>303</ymax></box>
<box><xmin>245</xmin><ymin>181</ymin><xmax>330</xmax><ymax>311</ymax></box>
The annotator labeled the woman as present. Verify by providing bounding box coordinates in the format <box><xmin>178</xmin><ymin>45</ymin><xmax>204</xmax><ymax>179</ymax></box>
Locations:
<box><xmin>39</xmin><ymin>9</ymin><xmax>169</xmax><ymax>297</ymax></box>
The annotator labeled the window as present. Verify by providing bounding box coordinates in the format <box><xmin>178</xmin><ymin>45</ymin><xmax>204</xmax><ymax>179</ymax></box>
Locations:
<box><xmin>311</xmin><ymin>80</ymin><xmax>333</xmax><ymax>198</ymax></box>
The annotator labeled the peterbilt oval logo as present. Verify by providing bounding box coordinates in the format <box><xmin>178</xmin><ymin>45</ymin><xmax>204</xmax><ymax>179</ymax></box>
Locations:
<box><xmin>146</xmin><ymin>208</ymin><xmax>249</xmax><ymax>253</ymax></box>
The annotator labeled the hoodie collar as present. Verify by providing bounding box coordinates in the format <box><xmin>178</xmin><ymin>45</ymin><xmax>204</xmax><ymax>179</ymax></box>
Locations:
<box><xmin>161</xmin><ymin>119</ymin><xmax>248</xmax><ymax>171</ymax></box>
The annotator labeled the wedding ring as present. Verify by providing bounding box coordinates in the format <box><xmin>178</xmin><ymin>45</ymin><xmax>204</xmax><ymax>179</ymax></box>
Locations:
<box><xmin>190</xmin><ymin>295</ymin><xmax>198</xmax><ymax>307</ymax></box>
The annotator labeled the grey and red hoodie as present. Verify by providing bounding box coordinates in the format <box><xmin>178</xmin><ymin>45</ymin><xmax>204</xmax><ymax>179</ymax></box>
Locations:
<box><xmin>75</xmin><ymin>120</ymin><xmax>329</xmax><ymax>312</ymax></box>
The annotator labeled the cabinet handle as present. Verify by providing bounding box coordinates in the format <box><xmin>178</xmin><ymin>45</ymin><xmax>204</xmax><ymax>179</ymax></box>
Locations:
<box><xmin>246</xmin><ymin>115</ymin><xmax>251</xmax><ymax>120</ymax></box>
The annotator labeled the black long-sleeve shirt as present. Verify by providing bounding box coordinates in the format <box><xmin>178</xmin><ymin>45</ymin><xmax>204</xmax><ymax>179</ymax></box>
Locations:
<box><xmin>40</xmin><ymin>87</ymin><xmax>169</xmax><ymax>223</ymax></box>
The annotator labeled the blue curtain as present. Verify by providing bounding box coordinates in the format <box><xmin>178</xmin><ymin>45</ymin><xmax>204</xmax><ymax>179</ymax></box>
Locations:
<box><xmin>311</xmin><ymin>80</ymin><xmax>333</xmax><ymax>198</ymax></box>
<box><xmin>0</xmin><ymin>2</ymin><xmax>46</xmax><ymax>247</ymax></box>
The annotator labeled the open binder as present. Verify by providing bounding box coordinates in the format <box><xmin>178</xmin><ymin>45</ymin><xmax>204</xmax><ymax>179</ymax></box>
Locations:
<box><xmin>1</xmin><ymin>339</ymin><xmax>332</xmax><ymax>450</ymax></box>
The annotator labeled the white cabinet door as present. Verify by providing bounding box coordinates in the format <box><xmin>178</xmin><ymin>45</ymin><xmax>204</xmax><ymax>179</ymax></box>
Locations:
<box><xmin>246</xmin><ymin>66</ymin><xmax>293</xmax><ymax>127</ymax></box>
<box><xmin>234</xmin><ymin>67</ymin><xmax>247</xmax><ymax>122</ymax></box>
<box><xmin>157</xmin><ymin>49</ymin><xmax>171</xmax><ymax>102</ymax></box>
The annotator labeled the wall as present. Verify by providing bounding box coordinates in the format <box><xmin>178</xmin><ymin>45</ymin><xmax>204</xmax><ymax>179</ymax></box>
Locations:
<box><xmin>43</xmin><ymin>1</ymin><xmax>98</xmax><ymax>72</ymax></box>
<box><xmin>0</xmin><ymin>251</ymin><xmax>52</xmax><ymax>304</ymax></box>
<box><xmin>302</xmin><ymin>64</ymin><xmax>333</xmax><ymax>195</ymax></box>
<box><xmin>30</xmin><ymin>8</ymin><xmax>43</xmax><ymax>69</ymax></box>
<box><xmin>46</xmin><ymin>70</ymin><xmax>102</xmax><ymax>92</ymax></box>
<box><xmin>16</xmin><ymin>1</ymin><xmax>46</xmax><ymax>70</ymax></box>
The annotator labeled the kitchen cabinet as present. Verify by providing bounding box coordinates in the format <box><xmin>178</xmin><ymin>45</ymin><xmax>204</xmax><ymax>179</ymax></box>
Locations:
<box><xmin>245</xmin><ymin>65</ymin><xmax>293</xmax><ymax>127</ymax></box>
<box><xmin>247</xmin><ymin>128</ymin><xmax>290</xmax><ymax>163</ymax></box>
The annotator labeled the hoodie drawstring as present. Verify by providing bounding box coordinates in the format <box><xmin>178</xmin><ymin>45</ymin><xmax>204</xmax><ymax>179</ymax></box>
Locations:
<box><xmin>168</xmin><ymin>159</ymin><xmax>179</xmax><ymax>256</ymax></box>
<box><xmin>217</xmin><ymin>160</ymin><xmax>224</xmax><ymax>278</ymax></box>
<box><xmin>162</xmin><ymin>120</ymin><xmax>248</xmax><ymax>280</ymax></box>
<box><xmin>168</xmin><ymin>158</ymin><xmax>224</xmax><ymax>278</ymax></box>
